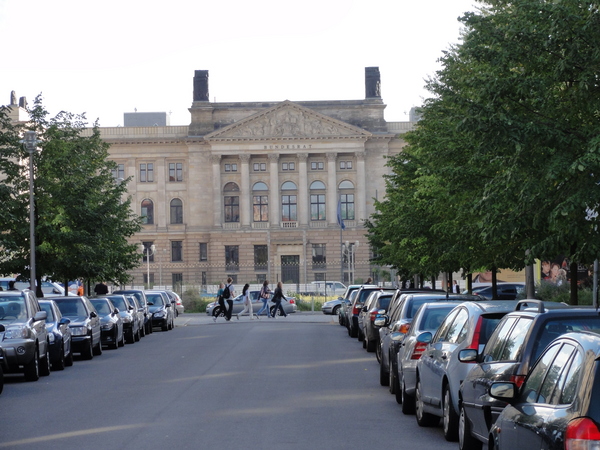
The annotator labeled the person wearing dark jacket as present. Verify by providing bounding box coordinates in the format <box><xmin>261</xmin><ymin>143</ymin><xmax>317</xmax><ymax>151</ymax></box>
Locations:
<box><xmin>271</xmin><ymin>281</ymin><xmax>288</xmax><ymax>318</ymax></box>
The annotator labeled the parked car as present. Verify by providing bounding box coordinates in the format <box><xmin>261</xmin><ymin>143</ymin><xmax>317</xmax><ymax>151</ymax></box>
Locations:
<box><xmin>321</xmin><ymin>297</ymin><xmax>344</xmax><ymax>316</ymax></box>
<box><xmin>338</xmin><ymin>286</ymin><xmax>362</xmax><ymax>327</ymax></box>
<box><xmin>0</xmin><ymin>290</ymin><xmax>50</xmax><ymax>381</ymax></box>
<box><xmin>375</xmin><ymin>291</ymin><xmax>474</xmax><ymax>390</ymax></box>
<box><xmin>358</xmin><ymin>291</ymin><xmax>394</xmax><ymax>352</ymax></box>
<box><xmin>396</xmin><ymin>302</ymin><xmax>462</xmax><ymax>413</ymax></box>
<box><xmin>0</xmin><ymin>277</ymin><xmax>68</xmax><ymax>297</ymax></box>
<box><xmin>90</xmin><ymin>298</ymin><xmax>125</xmax><ymax>348</ymax></box>
<box><xmin>52</xmin><ymin>296</ymin><xmax>102</xmax><ymax>360</ymax></box>
<box><xmin>303</xmin><ymin>281</ymin><xmax>347</xmax><ymax>296</ymax></box>
<box><xmin>112</xmin><ymin>289</ymin><xmax>153</xmax><ymax>335</ymax></box>
<box><xmin>145</xmin><ymin>291</ymin><xmax>175</xmax><ymax>331</ymax></box>
<box><xmin>458</xmin><ymin>300</ymin><xmax>595</xmax><ymax>450</ymax></box>
<box><xmin>414</xmin><ymin>300</ymin><xmax>517</xmax><ymax>441</ymax></box>
<box><xmin>489</xmin><ymin>331</ymin><xmax>600</xmax><ymax>450</ymax></box>
<box><xmin>165</xmin><ymin>290</ymin><xmax>184</xmax><ymax>316</ymax></box>
<box><xmin>39</xmin><ymin>299</ymin><xmax>73</xmax><ymax>370</ymax></box>
<box><xmin>346</xmin><ymin>286</ymin><xmax>396</xmax><ymax>338</ymax></box>
<box><xmin>205</xmin><ymin>290</ymin><xmax>297</xmax><ymax>317</ymax></box>
<box><xmin>469</xmin><ymin>283</ymin><xmax>525</xmax><ymax>300</ymax></box>
<box><xmin>126</xmin><ymin>294</ymin><xmax>146</xmax><ymax>339</ymax></box>
<box><xmin>104</xmin><ymin>294</ymin><xmax>142</xmax><ymax>344</ymax></box>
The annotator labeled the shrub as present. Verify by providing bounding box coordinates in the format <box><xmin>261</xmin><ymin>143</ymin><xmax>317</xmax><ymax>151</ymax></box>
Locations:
<box><xmin>182</xmin><ymin>288</ymin><xmax>214</xmax><ymax>313</ymax></box>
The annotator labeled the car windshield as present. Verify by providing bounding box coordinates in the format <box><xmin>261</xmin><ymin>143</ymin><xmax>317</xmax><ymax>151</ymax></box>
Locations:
<box><xmin>531</xmin><ymin>316</ymin><xmax>600</xmax><ymax>362</ymax></box>
<box><xmin>55</xmin><ymin>299</ymin><xmax>86</xmax><ymax>317</ymax></box>
<box><xmin>91</xmin><ymin>300</ymin><xmax>111</xmax><ymax>315</ymax></box>
<box><xmin>146</xmin><ymin>294</ymin><xmax>165</xmax><ymax>306</ymax></box>
<box><xmin>419</xmin><ymin>306</ymin><xmax>455</xmax><ymax>332</ymax></box>
<box><xmin>0</xmin><ymin>295</ymin><xmax>27</xmax><ymax>322</ymax></box>
<box><xmin>108</xmin><ymin>296</ymin><xmax>128</xmax><ymax>311</ymax></box>
<box><xmin>39</xmin><ymin>302</ymin><xmax>56</xmax><ymax>322</ymax></box>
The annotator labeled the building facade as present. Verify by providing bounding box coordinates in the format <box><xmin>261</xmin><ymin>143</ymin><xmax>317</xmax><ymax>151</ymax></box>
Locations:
<box><xmin>89</xmin><ymin>68</ymin><xmax>412</xmax><ymax>290</ymax></box>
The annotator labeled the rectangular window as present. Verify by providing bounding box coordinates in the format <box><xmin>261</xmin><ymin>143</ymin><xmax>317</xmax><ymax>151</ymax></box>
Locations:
<box><xmin>111</xmin><ymin>163</ymin><xmax>125</xmax><ymax>180</ymax></box>
<box><xmin>224</xmin><ymin>164</ymin><xmax>238</xmax><ymax>172</ymax></box>
<box><xmin>311</xmin><ymin>161</ymin><xmax>324</xmax><ymax>170</ymax></box>
<box><xmin>282</xmin><ymin>162</ymin><xmax>296</xmax><ymax>171</ymax></box>
<box><xmin>143</xmin><ymin>273</ymin><xmax>155</xmax><ymax>284</ymax></box>
<box><xmin>199</xmin><ymin>243</ymin><xmax>208</xmax><ymax>262</ymax></box>
<box><xmin>340</xmin><ymin>193</ymin><xmax>355</xmax><ymax>220</ymax></box>
<box><xmin>340</xmin><ymin>160</ymin><xmax>353</xmax><ymax>170</ymax></box>
<box><xmin>225</xmin><ymin>246</ymin><xmax>239</xmax><ymax>271</ymax></box>
<box><xmin>253</xmin><ymin>162</ymin><xmax>267</xmax><ymax>171</ymax></box>
<box><xmin>256</xmin><ymin>274</ymin><xmax>267</xmax><ymax>283</ymax></box>
<box><xmin>172</xmin><ymin>273</ymin><xmax>183</xmax><ymax>291</ymax></box>
<box><xmin>254</xmin><ymin>245</ymin><xmax>268</xmax><ymax>271</ymax></box>
<box><xmin>314</xmin><ymin>273</ymin><xmax>326</xmax><ymax>282</ymax></box>
<box><xmin>312</xmin><ymin>244</ymin><xmax>326</xmax><ymax>269</ymax></box>
<box><xmin>171</xmin><ymin>241</ymin><xmax>183</xmax><ymax>262</ymax></box>
<box><xmin>139</xmin><ymin>163</ymin><xmax>154</xmax><ymax>182</ymax></box>
<box><xmin>253</xmin><ymin>195</ymin><xmax>269</xmax><ymax>222</ymax></box>
<box><xmin>224</xmin><ymin>196</ymin><xmax>240</xmax><ymax>222</ymax></box>
<box><xmin>142</xmin><ymin>241</ymin><xmax>155</xmax><ymax>262</ymax></box>
<box><xmin>282</xmin><ymin>195</ymin><xmax>297</xmax><ymax>221</ymax></box>
<box><xmin>310</xmin><ymin>194</ymin><xmax>326</xmax><ymax>220</ymax></box>
<box><xmin>227</xmin><ymin>274</ymin><xmax>238</xmax><ymax>284</ymax></box>
<box><xmin>169</xmin><ymin>163</ymin><xmax>183</xmax><ymax>182</ymax></box>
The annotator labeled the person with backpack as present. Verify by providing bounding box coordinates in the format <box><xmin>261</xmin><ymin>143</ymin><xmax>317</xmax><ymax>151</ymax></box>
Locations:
<box><xmin>213</xmin><ymin>282</ymin><xmax>226</xmax><ymax>322</ymax></box>
<box><xmin>236</xmin><ymin>283</ymin><xmax>256</xmax><ymax>320</ymax></box>
<box><xmin>256</xmin><ymin>280</ymin><xmax>271</xmax><ymax>319</ymax></box>
<box><xmin>223</xmin><ymin>277</ymin><xmax>235</xmax><ymax>321</ymax></box>
<box><xmin>271</xmin><ymin>281</ymin><xmax>288</xmax><ymax>318</ymax></box>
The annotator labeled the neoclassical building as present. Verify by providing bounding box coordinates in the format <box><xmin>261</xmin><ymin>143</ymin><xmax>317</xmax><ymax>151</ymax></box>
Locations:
<box><xmin>12</xmin><ymin>68</ymin><xmax>415</xmax><ymax>290</ymax></box>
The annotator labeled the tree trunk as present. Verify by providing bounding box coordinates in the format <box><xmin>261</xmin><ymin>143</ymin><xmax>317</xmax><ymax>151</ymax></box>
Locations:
<box><xmin>570</xmin><ymin>260</ymin><xmax>579</xmax><ymax>305</ymax></box>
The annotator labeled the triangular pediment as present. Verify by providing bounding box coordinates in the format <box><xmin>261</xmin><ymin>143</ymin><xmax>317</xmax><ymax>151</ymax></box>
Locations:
<box><xmin>205</xmin><ymin>101</ymin><xmax>371</xmax><ymax>141</ymax></box>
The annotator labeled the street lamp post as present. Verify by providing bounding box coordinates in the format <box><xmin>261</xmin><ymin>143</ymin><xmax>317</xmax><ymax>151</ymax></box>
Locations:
<box><xmin>140</xmin><ymin>243</ymin><xmax>155</xmax><ymax>288</ymax></box>
<box><xmin>21</xmin><ymin>131</ymin><xmax>38</xmax><ymax>293</ymax></box>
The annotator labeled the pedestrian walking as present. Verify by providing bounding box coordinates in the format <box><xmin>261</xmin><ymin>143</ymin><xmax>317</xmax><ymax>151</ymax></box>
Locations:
<box><xmin>213</xmin><ymin>282</ymin><xmax>226</xmax><ymax>322</ymax></box>
<box><xmin>271</xmin><ymin>281</ymin><xmax>288</xmax><ymax>318</ymax></box>
<box><xmin>223</xmin><ymin>277</ymin><xmax>235</xmax><ymax>321</ymax></box>
<box><xmin>237</xmin><ymin>283</ymin><xmax>256</xmax><ymax>320</ymax></box>
<box><xmin>256</xmin><ymin>280</ymin><xmax>271</xmax><ymax>318</ymax></box>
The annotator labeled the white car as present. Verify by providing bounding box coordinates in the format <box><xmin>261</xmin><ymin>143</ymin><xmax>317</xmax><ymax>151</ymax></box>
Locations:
<box><xmin>206</xmin><ymin>290</ymin><xmax>297</xmax><ymax>317</ymax></box>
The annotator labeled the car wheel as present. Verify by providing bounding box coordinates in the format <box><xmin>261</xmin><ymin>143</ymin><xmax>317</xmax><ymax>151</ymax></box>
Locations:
<box><xmin>134</xmin><ymin>327</ymin><xmax>140</xmax><ymax>342</ymax></box>
<box><xmin>111</xmin><ymin>330</ymin><xmax>119</xmax><ymax>349</ymax></box>
<box><xmin>358</xmin><ymin>328</ymin><xmax>364</xmax><ymax>342</ymax></box>
<box><xmin>39</xmin><ymin>345</ymin><xmax>51</xmax><ymax>377</ymax></box>
<box><xmin>459</xmin><ymin>404</ymin><xmax>482</xmax><ymax>450</ymax></box>
<box><xmin>350</xmin><ymin>324</ymin><xmax>358</xmax><ymax>338</ymax></box>
<box><xmin>376</xmin><ymin>341</ymin><xmax>382</xmax><ymax>364</ymax></box>
<box><xmin>379</xmin><ymin>358</ymin><xmax>390</xmax><ymax>386</ymax></box>
<box><xmin>93</xmin><ymin>338</ymin><xmax>103</xmax><ymax>356</ymax></box>
<box><xmin>366</xmin><ymin>337</ymin><xmax>377</xmax><ymax>353</ymax></box>
<box><xmin>24</xmin><ymin>347</ymin><xmax>40</xmax><ymax>381</ymax></box>
<box><xmin>53</xmin><ymin>343</ymin><xmax>66</xmax><ymax>371</ymax></box>
<box><xmin>443</xmin><ymin>385</ymin><xmax>459</xmax><ymax>441</ymax></box>
<box><xmin>401</xmin><ymin>375</ymin><xmax>415</xmax><ymax>414</ymax></box>
<box><xmin>415</xmin><ymin>378</ymin><xmax>439</xmax><ymax>427</ymax></box>
<box><xmin>81</xmin><ymin>338</ymin><xmax>94</xmax><ymax>360</ymax></box>
<box><xmin>65</xmin><ymin>348</ymin><xmax>74</xmax><ymax>367</ymax></box>
<box><xmin>389</xmin><ymin>361</ymin><xmax>399</xmax><ymax>396</ymax></box>
<box><xmin>147</xmin><ymin>321</ymin><xmax>153</xmax><ymax>334</ymax></box>
<box><xmin>118</xmin><ymin>330</ymin><xmax>125</xmax><ymax>347</ymax></box>
<box><xmin>332</xmin><ymin>305</ymin><xmax>340</xmax><ymax>317</ymax></box>
<box><xmin>126</xmin><ymin>329</ymin><xmax>135</xmax><ymax>344</ymax></box>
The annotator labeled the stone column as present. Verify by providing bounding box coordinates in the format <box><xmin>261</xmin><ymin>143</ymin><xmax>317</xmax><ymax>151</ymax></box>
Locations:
<box><xmin>268</xmin><ymin>154</ymin><xmax>280</xmax><ymax>227</ymax></box>
<box><xmin>326</xmin><ymin>153</ymin><xmax>338</xmax><ymax>226</ymax></box>
<box><xmin>239</xmin><ymin>153</ymin><xmax>251</xmax><ymax>227</ymax></box>
<box><xmin>211</xmin><ymin>154</ymin><xmax>222</xmax><ymax>227</ymax></box>
<box><xmin>298</xmin><ymin>153</ymin><xmax>308</xmax><ymax>225</ymax></box>
<box><xmin>356</xmin><ymin>151</ymin><xmax>366</xmax><ymax>224</ymax></box>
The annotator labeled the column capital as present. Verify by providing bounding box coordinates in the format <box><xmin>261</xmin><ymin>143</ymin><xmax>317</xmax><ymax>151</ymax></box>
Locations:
<box><xmin>238</xmin><ymin>153</ymin><xmax>251</xmax><ymax>163</ymax></box>
<box><xmin>355</xmin><ymin>151</ymin><xmax>366</xmax><ymax>160</ymax></box>
<box><xmin>268</xmin><ymin>153</ymin><xmax>280</xmax><ymax>162</ymax></box>
<box><xmin>210</xmin><ymin>154</ymin><xmax>221</xmax><ymax>164</ymax></box>
<box><xmin>297</xmin><ymin>153</ymin><xmax>308</xmax><ymax>162</ymax></box>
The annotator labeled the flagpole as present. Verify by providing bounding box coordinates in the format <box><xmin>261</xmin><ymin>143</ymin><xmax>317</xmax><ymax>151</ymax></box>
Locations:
<box><xmin>340</xmin><ymin>224</ymin><xmax>344</xmax><ymax>282</ymax></box>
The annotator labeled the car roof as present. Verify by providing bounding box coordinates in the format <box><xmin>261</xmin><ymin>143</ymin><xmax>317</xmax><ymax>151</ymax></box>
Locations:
<box><xmin>455</xmin><ymin>300</ymin><xmax>522</xmax><ymax>314</ymax></box>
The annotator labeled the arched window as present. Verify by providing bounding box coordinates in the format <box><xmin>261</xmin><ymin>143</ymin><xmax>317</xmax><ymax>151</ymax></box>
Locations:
<box><xmin>281</xmin><ymin>181</ymin><xmax>297</xmax><ymax>221</ymax></box>
<box><xmin>310</xmin><ymin>180</ymin><xmax>326</xmax><ymax>221</ymax></box>
<box><xmin>170</xmin><ymin>198</ymin><xmax>183</xmax><ymax>224</ymax></box>
<box><xmin>141</xmin><ymin>199</ymin><xmax>154</xmax><ymax>225</ymax></box>
<box><xmin>224</xmin><ymin>182</ymin><xmax>240</xmax><ymax>223</ymax></box>
<box><xmin>253</xmin><ymin>182</ymin><xmax>268</xmax><ymax>222</ymax></box>
<box><xmin>339</xmin><ymin>180</ymin><xmax>355</xmax><ymax>220</ymax></box>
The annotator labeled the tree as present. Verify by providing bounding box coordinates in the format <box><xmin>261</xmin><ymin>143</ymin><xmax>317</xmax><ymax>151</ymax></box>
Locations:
<box><xmin>0</xmin><ymin>97</ymin><xmax>143</xmax><ymax>294</ymax></box>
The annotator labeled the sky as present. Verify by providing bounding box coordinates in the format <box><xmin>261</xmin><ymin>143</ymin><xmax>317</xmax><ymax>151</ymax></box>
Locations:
<box><xmin>1</xmin><ymin>0</ymin><xmax>479</xmax><ymax>127</ymax></box>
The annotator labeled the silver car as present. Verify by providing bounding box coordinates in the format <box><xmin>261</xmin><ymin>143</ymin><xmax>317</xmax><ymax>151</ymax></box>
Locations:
<box><xmin>0</xmin><ymin>290</ymin><xmax>50</xmax><ymax>381</ymax></box>
<box><xmin>206</xmin><ymin>290</ymin><xmax>297</xmax><ymax>317</ymax></box>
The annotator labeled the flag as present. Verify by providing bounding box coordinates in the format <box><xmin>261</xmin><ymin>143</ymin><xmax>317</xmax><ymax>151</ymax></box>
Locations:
<box><xmin>337</xmin><ymin>199</ymin><xmax>346</xmax><ymax>230</ymax></box>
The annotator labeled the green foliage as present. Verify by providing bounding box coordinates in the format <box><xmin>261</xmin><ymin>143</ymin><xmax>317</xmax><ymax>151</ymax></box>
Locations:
<box><xmin>182</xmin><ymin>289</ymin><xmax>213</xmax><ymax>313</ymax></box>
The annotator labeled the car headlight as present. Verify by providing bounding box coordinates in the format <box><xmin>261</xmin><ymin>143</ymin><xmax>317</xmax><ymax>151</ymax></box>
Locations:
<box><xmin>121</xmin><ymin>316</ymin><xmax>131</xmax><ymax>324</ymax></box>
<box><xmin>153</xmin><ymin>310</ymin><xmax>166</xmax><ymax>318</ymax></box>
<box><xmin>70</xmin><ymin>326</ymin><xmax>88</xmax><ymax>336</ymax></box>
<box><xmin>3</xmin><ymin>325</ymin><xmax>30</xmax><ymax>339</ymax></box>
<box><xmin>101</xmin><ymin>323</ymin><xmax>114</xmax><ymax>330</ymax></box>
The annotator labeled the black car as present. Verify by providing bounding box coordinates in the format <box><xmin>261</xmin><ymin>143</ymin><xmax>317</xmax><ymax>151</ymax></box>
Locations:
<box><xmin>39</xmin><ymin>299</ymin><xmax>74</xmax><ymax>370</ymax></box>
<box><xmin>105</xmin><ymin>294</ymin><xmax>142</xmax><ymax>344</ymax></box>
<box><xmin>112</xmin><ymin>289</ymin><xmax>153</xmax><ymax>335</ymax></box>
<box><xmin>347</xmin><ymin>286</ymin><xmax>396</xmax><ymax>338</ymax></box>
<box><xmin>470</xmin><ymin>283</ymin><xmax>524</xmax><ymax>300</ymax></box>
<box><xmin>358</xmin><ymin>291</ymin><xmax>393</xmax><ymax>352</ymax></box>
<box><xmin>90</xmin><ymin>298</ymin><xmax>125</xmax><ymax>349</ymax></box>
<box><xmin>52</xmin><ymin>296</ymin><xmax>102</xmax><ymax>360</ymax></box>
<box><xmin>145</xmin><ymin>291</ymin><xmax>175</xmax><ymax>331</ymax></box>
<box><xmin>489</xmin><ymin>331</ymin><xmax>600</xmax><ymax>450</ymax></box>
<box><xmin>458</xmin><ymin>300</ymin><xmax>595</xmax><ymax>450</ymax></box>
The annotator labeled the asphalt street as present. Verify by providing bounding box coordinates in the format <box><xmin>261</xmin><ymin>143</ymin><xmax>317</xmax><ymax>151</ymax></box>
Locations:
<box><xmin>0</xmin><ymin>312</ymin><xmax>458</xmax><ymax>449</ymax></box>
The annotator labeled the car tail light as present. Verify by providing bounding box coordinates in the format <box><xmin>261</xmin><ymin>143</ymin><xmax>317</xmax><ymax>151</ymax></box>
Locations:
<box><xmin>369</xmin><ymin>310</ymin><xmax>379</xmax><ymax>322</ymax></box>
<box><xmin>399</xmin><ymin>323</ymin><xmax>410</xmax><ymax>335</ymax></box>
<box><xmin>466</xmin><ymin>316</ymin><xmax>483</xmax><ymax>350</ymax></box>
<box><xmin>565</xmin><ymin>417</ymin><xmax>600</xmax><ymax>450</ymax></box>
<box><xmin>509</xmin><ymin>374</ymin><xmax>527</xmax><ymax>389</ymax></box>
<box><xmin>288</xmin><ymin>299</ymin><xmax>295</xmax><ymax>304</ymax></box>
<box><xmin>411</xmin><ymin>341</ymin><xmax>428</xmax><ymax>360</ymax></box>
<box><xmin>353</xmin><ymin>304</ymin><xmax>362</xmax><ymax>315</ymax></box>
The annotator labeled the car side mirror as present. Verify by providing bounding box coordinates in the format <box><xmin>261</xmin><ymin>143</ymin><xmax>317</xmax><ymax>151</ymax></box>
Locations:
<box><xmin>416</xmin><ymin>331</ymin><xmax>432</xmax><ymax>344</ymax></box>
<box><xmin>113</xmin><ymin>308</ymin><xmax>120</xmax><ymax>314</ymax></box>
<box><xmin>0</xmin><ymin>324</ymin><xmax>5</xmax><ymax>332</ymax></box>
<box><xmin>374</xmin><ymin>316</ymin><xmax>387</xmax><ymax>327</ymax></box>
<box><xmin>166</xmin><ymin>303</ymin><xmax>171</xmax><ymax>308</ymax></box>
<box><xmin>59</xmin><ymin>317</ymin><xmax>71</xmax><ymax>325</ymax></box>
<box><xmin>147</xmin><ymin>302</ymin><xmax>154</xmax><ymax>306</ymax></box>
<box><xmin>361</xmin><ymin>306</ymin><xmax>368</xmax><ymax>312</ymax></box>
<box><xmin>128</xmin><ymin>306</ymin><xmax>134</xmax><ymax>311</ymax></box>
<box><xmin>34</xmin><ymin>311</ymin><xmax>47</xmax><ymax>322</ymax></box>
<box><xmin>489</xmin><ymin>382</ymin><xmax>517</xmax><ymax>402</ymax></box>
<box><xmin>90</xmin><ymin>311</ymin><xmax>98</xmax><ymax>318</ymax></box>
<box><xmin>458</xmin><ymin>348</ymin><xmax>479</xmax><ymax>363</ymax></box>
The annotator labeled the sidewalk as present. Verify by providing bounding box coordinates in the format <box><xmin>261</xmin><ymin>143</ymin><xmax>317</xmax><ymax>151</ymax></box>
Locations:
<box><xmin>175</xmin><ymin>311</ymin><xmax>337</xmax><ymax>326</ymax></box>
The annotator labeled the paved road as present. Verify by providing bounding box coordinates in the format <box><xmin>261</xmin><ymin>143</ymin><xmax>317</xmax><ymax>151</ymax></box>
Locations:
<box><xmin>0</xmin><ymin>312</ymin><xmax>457</xmax><ymax>449</ymax></box>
